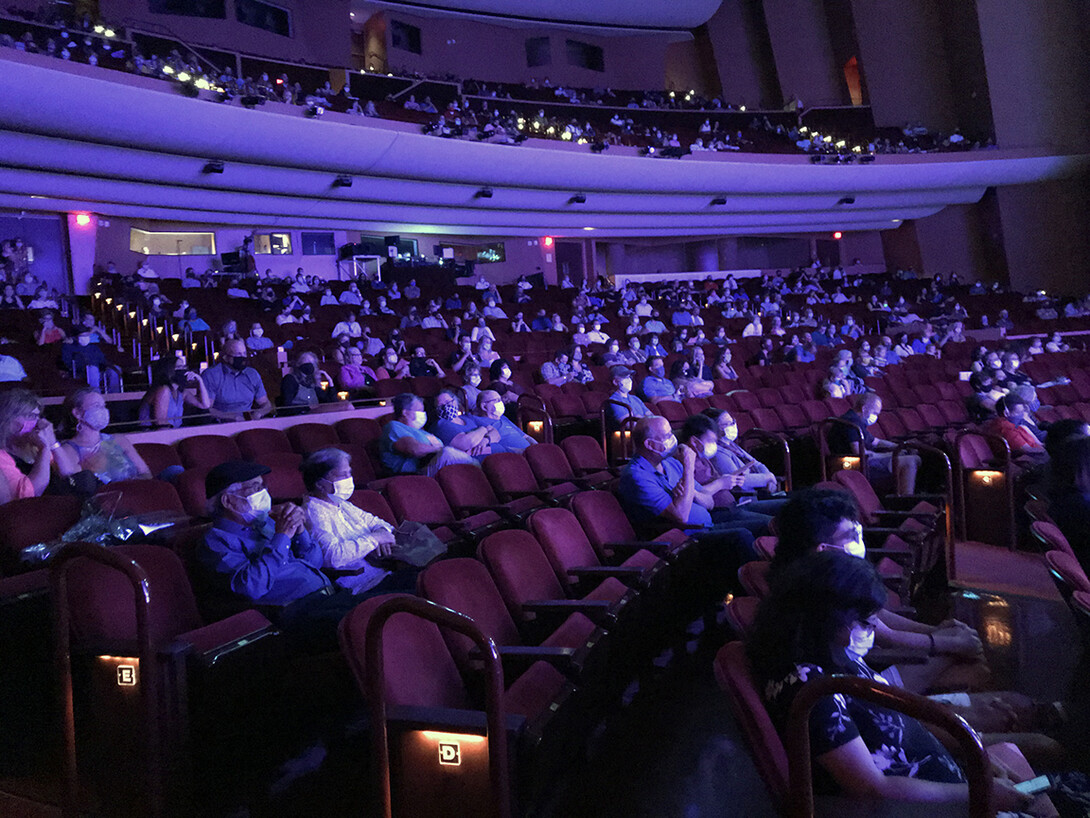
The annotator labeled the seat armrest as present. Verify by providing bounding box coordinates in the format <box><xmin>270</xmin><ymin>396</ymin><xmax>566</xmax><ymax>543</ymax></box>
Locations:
<box><xmin>864</xmin><ymin>526</ymin><xmax>926</xmax><ymax>541</ymax></box>
<box><xmin>569</xmin><ymin>565</ymin><xmax>646</xmax><ymax>579</ymax></box>
<box><xmin>523</xmin><ymin>599</ymin><xmax>617</xmax><ymax>627</ymax></box>
<box><xmin>386</xmin><ymin>703</ymin><xmax>526</xmax><ymax>735</ymax></box>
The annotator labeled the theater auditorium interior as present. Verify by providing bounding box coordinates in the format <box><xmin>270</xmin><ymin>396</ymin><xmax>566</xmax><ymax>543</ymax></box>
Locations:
<box><xmin>2</xmin><ymin>0</ymin><xmax>1090</xmax><ymax>815</ymax></box>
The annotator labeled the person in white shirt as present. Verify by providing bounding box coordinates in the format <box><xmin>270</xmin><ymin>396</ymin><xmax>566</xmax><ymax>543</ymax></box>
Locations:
<box><xmin>245</xmin><ymin>323</ymin><xmax>273</xmax><ymax>352</ymax></box>
<box><xmin>332</xmin><ymin>314</ymin><xmax>362</xmax><ymax>338</ymax></box>
<box><xmin>339</xmin><ymin>284</ymin><xmax>362</xmax><ymax>305</ymax></box>
<box><xmin>482</xmin><ymin>299</ymin><xmax>507</xmax><ymax>319</ymax></box>
<box><xmin>474</xmin><ymin>273</ymin><xmax>491</xmax><ymax>290</ymax></box>
<box><xmin>586</xmin><ymin>323</ymin><xmax>610</xmax><ymax>345</ymax></box>
<box><xmin>300</xmin><ymin>448</ymin><xmax>418</xmax><ymax>596</ymax></box>
<box><xmin>320</xmin><ymin>288</ymin><xmax>339</xmax><ymax>306</ymax></box>
<box><xmin>741</xmin><ymin>314</ymin><xmax>763</xmax><ymax>337</ymax></box>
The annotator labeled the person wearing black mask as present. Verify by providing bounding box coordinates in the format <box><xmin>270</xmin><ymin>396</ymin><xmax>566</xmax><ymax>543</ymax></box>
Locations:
<box><xmin>204</xmin><ymin>339</ymin><xmax>273</xmax><ymax>422</ymax></box>
<box><xmin>280</xmin><ymin>351</ymin><xmax>335</xmax><ymax>409</ymax></box>
<box><xmin>138</xmin><ymin>356</ymin><xmax>212</xmax><ymax>428</ymax></box>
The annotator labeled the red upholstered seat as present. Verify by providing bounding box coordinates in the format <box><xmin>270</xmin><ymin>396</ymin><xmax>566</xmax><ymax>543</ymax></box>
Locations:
<box><xmin>176</xmin><ymin>434</ymin><xmax>242</xmax><ymax>470</ymax></box>
<box><xmin>334</xmin><ymin>417</ymin><xmax>383</xmax><ymax>446</ymax></box>
<box><xmin>286</xmin><ymin>422</ymin><xmax>340</xmax><ymax>455</ymax></box>
<box><xmin>95</xmin><ymin>479</ymin><xmax>186</xmax><ymax>517</ymax></box>
<box><xmin>482</xmin><ymin>452</ymin><xmax>578</xmax><ymax>504</ymax></box>
<box><xmin>0</xmin><ymin>495</ymin><xmax>84</xmax><ymax>574</ymax></box>
<box><xmin>738</xmin><ymin>560</ymin><xmax>771</xmax><ymax>598</ymax></box>
<box><xmin>712</xmin><ymin>642</ymin><xmax>789</xmax><ymax>808</ymax></box>
<box><xmin>133</xmin><ymin>442</ymin><xmax>182</xmax><ymax>477</ymax></box>
<box><xmin>235</xmin><ymin>428</ymin><xmax>293</xmax><ymax>460</ymax></box>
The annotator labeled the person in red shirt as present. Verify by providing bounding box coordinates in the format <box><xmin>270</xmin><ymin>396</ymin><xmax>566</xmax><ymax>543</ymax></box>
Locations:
<box><xmin>985</xmin><ymin>395</ymin><xmax>1047</xmax><ymax>464</ymax></box>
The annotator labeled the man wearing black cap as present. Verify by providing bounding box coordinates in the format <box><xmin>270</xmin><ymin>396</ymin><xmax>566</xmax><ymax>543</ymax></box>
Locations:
<box><xmin>197</xmin><ymin>460</ymin><xmax>357</xmax><ymax>651</ymax></box>
<box><xmin>606</xmin><ymin>364</ymin><xmax>652</xmax><ymax>428</ymax></box>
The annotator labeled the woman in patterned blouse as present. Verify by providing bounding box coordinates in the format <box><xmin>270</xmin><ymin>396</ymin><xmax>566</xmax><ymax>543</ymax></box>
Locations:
<box><xmin>747</xmin><ymin>551</ymin><xmax>1042</xmax><ymax>813</ymax></box>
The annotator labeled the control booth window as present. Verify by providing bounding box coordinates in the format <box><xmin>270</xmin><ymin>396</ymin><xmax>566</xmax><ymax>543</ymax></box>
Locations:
<box><xmin>236</xmin><ymin>0</ymin><xmax>292</xmax><ymax>36</ymax></box>
<box><xmin>301</xmin><ymin>232</ymin><xmax>336</xmax><ymax>255</ymax></box>
<box><xmin>525</xmin><ymin>37</ymin><xmax>551</xmax><ymax>68</ymax></box>
<box><xmin>253</xmin><ymin>233</ymin><xmax>293</xmax><ymax>255</ymax></box>
<box><xmin>129</xmin><ymin>228</ymin><xmax>216</xmax><ymax>255</ymax></box>
<box><xmin>565</xmin><ymin>40</ymin><xmax>604</xmax><ymax>72</ymax></box>
<box><xmin>439</xmin><ymin>242</ymin><xmax>506</xmax><ymax>264</ymax></box>
<box><xmin>391</xmin><ymin>20</ymin><xmax>422</xmax><ymax>54</ymax></box>
<box><xmin>149</xmin><ymin>0</ymin><xmax>226</xmax><ymax>18</ymax></box>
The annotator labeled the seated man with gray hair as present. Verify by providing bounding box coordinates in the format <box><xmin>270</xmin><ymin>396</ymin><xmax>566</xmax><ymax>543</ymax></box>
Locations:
<box><xmin>473</xmin><ymin>389</ymin><xmax>535</xmax><ymax>453</ymax></box>
<box><xmin>197</xmin><ymin>460</ymin><xmax>359</xmax><ymax>652</ymax></box>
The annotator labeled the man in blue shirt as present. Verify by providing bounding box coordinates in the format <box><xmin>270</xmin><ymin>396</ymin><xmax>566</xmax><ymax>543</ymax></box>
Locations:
<box><xmin>530</xmin><ymin>309</ymin><xmax>552</xmax><ymax>332</ymax></box>
<box><xmin>643</xmin><ymin>313</ymin><xmax>667</xmax><ymax>336</ymax></box>
<box><xmin>475</xmin><ymin>390</ymin><xmax>534</xmax><ymax>452</ymax></box>
<box><xmin>618</xmin><ymin>416</ymin><xmax>757</xmax><ymax>579</ymax></box>
<box><xmin>198</xmin><ymin>461</ymin><xmax>363</xmax><ymax>652</ymax></box>
<box><xmin>203</xmin><ymin>339</ymin><xmax>274</xmax><ymax>422</ymax></box>
<box><xmin>641</xmin><ymin>357</ymin><xmax>677</xmax><ymax>403</ymax></box>
<box><xmin>606</xmin><ymin>365</ymin><xmax>653</xmax><ymax>428</ymax></box>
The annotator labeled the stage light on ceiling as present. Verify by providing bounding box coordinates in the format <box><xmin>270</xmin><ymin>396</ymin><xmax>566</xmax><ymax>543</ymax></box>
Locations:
<box><xmin>832</xmin><ymin>231</ymin><xmax>842</xmax><ymax>240</ymax></box>
<box><xmin>74</xmin><ymin>213</ymin><xmax>93</xmax><ymax>227</ymax></box>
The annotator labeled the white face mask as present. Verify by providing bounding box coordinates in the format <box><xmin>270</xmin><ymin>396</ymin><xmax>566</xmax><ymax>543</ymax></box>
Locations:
<box><xmin>329</xmin><ymin>476</ymin><xmax>354</xmax><ymax>501</ymax></box>
<box><xmin>864</xmin><ymin>413</ymin><xmax>879</xmax><ymax>426</ymax></box>
<box><xmin>82</xmin><ymin>406</ymin><xmax>111</xmax><ymax>431</ymax></box>
<box><xmin>491</xmin><ymin>401</ymin><xmax>505</xmax><ymax>418</ymax></box>
<box><xmin>650</xmin><ymin>434</ymin><xmax>677</xmax><ymax>456</ymax></box>
<box><xmin>722</xmin><ymin>423</ymin><xmax>738</xmax><ymax>442</ymax></box>
<box><xmin>842</xmin><ymin>522</ymin><xmax>866</xmax><ymax>558</ymax></box>
<box><xmin>410</xmin><ymin>410</ymin><xmax>428</xmax><ymax>429</ymax></box>
<box><xmin>235</xmin><ymin>488</ymin><xmax>272</xmax><ymax>522</ymax></box>
<box><xmin>703</xmin><ymin>441</ymin><xmax>718</xmax><ymax>459</ymax></box>
<box><xmin>848</xmin><ymin>623</ymin><xmax>875</xmax><ymax>657</ymax></box>
<box><xmin>252</xmin><ymin>328</ymin><xmax>263</xmax><ymax>338</ymax></box>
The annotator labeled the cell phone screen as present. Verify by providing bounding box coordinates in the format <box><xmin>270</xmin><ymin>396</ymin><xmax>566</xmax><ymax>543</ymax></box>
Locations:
<box><xmin>1013</xmin><ymin>774</ymin><xmax>1051</xmax><ymax>795</ymax></box>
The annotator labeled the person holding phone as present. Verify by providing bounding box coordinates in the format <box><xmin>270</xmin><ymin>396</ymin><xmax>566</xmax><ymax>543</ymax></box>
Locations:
<box><xmin>138</xmin><ymin>356</ymin><xmax>212</xmax><ymax>428</ymax></box>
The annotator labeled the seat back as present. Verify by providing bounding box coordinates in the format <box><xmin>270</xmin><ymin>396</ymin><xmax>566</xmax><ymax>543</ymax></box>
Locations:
<box><xmin>418</xmin><ymin>559</ymin><xmax>524</xmax><ymax>670</ymax></box>
<box><xmin>478</xmin><ymin>530</ymin><xmax>567</xmax><ymax>623</ymax></box>
<box><xmin>712</xmin><ymin>642</ymin><xmax>788</xmax><ymax>807</ymax></box>
<box><xmin>482</xmin><ymin>453</ymin><xmax>541</xmax><ymax>499</ymax></box>
<box><xmin>560</xmin><ymin>435</ymin><xmax>609</xmax><ymax>473</ymax></box>
<box><xmin>1031</xmin><ymin>521</ymin><xmax>1074</xmax><ymax>559</ymax></box>
<box><xmin>286</xmin><ymin>422</ymin><xmax>341</xmax><ymax>455</ymax></box>
<box><xmin>176</xmin><ymin>434</ymin><xmax>242</xmax><ymax>470</ymax></box>
<box><xmin>95</xmin><ymin>479</ymin><xmax>185</xmax><ymax>517</ymax></box>
<box><xmin>831</xmin><ymin>470</ymin><xmax>882</xmax><ymax>526</ymax></box>
<box><xmin>1045</xmin><ymin>550</ymin><xmax>1090</xmax><ymax>595</ymax></box>
<box><xmin>738</xmin><ymin>560</ymin><xmax>772</xmax><ymax>598</ymax></box>
<box><xmin>234</xmin><ymin>428</ymin><xmax>293</xmax><ymax>460</ymax></box>
<box><xmin>723</xmin><ymin>596</ymin><xmax>760</xmax><ymax>637</ymax></box>
<box><xmin>570</xmin><ymin>491</ymin><xmax>636</xmax><ymax>556</ymax></box>
<box><xmin>335</xmin><ymin>417</ymin><xmax>383</xmax><ymax>446</ymax></box>
<box><xmin>350</xmin><ymin>490</ymin><xmax>397</xmax><ymax>525</ymax></box>
<box><xmin>133</xmin><ymin>442</ymin><xmax>182</xmax><ymax>477</ymax></box>
<box><xmin>528</xmin><ymin>507</ymin><xmax>603</xmax><ymax>587</ymax></box>
<box><xmin>386</xmin><ymin>475</ymin><xmax>457</xmax><ymax>525</ymax></box>
<box><xmin>338</xmin><ymin>594</ymin><xmax>470</xmax><ymax>709</ymax></box>
<box><xmin>55</xmin><ymin>544</ymin><xmax>202</xmax><ymax>651</ymax></box>
<box><xmin>0</xmin><ymin>495</ymin><xmax>84</xmax><ymax>571</ymax></box>
<box><xmin>524</xmin><ymin>443</ymin><xmax>575</xmax><ymax>485</ymax></box>
<box><xmin>438</xmin><ymin>463</ymin><xmax>501</xmax><ymax>509</ymax></box>
<box><xmin>175</xmin><ymin>467</ymin><xmax>212</xmax><ymax>518</ymax></box>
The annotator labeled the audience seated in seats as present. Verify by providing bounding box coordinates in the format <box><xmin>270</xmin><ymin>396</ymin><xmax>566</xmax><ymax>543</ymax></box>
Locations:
<box><xmin>702</xmin><ymin>408</ymin><xmax>780</xmax><ymax>493</ymax></box>
<box><xmin>203</xmin><ymin>339</ymin><xmax>274</xmax><ymax>422</ymax></box>
<box><xmin>749</xmin><ymin>550</ymin><xmax>1052</xmax><ymax>814</ymax></box>
<box><xmin>713</xmin><ymin>348</ymin><xmax>739</xmax><ymax>380</ymax></box>
<box><xmin>488</xmin><ymin>358</ymin><xmax>524</xmax><ymax>407</ymax></box>
<box><xmin>606</xmin><ymin>365</ymin><xmax>653</xmax><ymax>427</ymax></box>
<box><xmin>0</xmin><ymin>388</ymin><xmax>66</xmax><ymax>504</ymax></box>
<box><xmin>331</xmin><ymin>313</ymin><xmax>362</xmax><ymax>339</ymax></box>
<box><xmin>431</xmin><ymin>388</ymin><xmax>495</xmax><ymax>461</ymax></box>
<box><xmin>447</xmin><ymin>336</ymin><xmax>477</xmax><ymax>373</ymax></box>
<box><xmin>373</xmin><ymin>347</ymin><xmax>409</xmax><ymax>380</ymax></box>
<box><xmin>618</xmin><ymin>416</ymin><xmax>758</xmax><ymax>562</ymax></box>
<box><xmin>677</xmin><ymin>414</ymin><xmax>781</xmax><ymax>535</ymax></box>
<box><xmin>540</xmin><ymin>348</ymin><xmax>577</xmax><ymax>386</ymax></box>
<box><xmin>300</xmin><ymin>448</ymin><xmax>420</xmax><ymax>594</ymax></box>
<box><xmin>828</xmin><ymin>392</ymin><xmax>920</xmax><ymax>495</ymax></box>
<box><xmin>984</xmin><ymin>395</ymin><xmax>1048</xmax><ymax>465</ymax></box>
<box><xmin>60</xmin><ymin>329</ymin><xmax>122</xmax><ymax>392</ymax></box>
<box><xmin>280</xmin><ymin>352</ymin><xmax>335</xmax><ymax>409</ymax></box>
<box><xmin>245</xmin><ymin>322</ymin><xmax>273</xmax><ymax>351</ymax></box>
<box><xmin>56</xmin><ymin>387</ymin><xmax>150</xmax><ymax>486</ymax></box>
<box><xmin>408</xmin><ymin>345</ymin><xmax>445</xmax><ymax>378</ymax></box>
<box><xmin>641</xmin><ymin>356</ymin><xmax>678</xmax><ymax>403</ymax></box>
<box><xmin>336</xmin><ymin>346</ymin><xmax>375</xmax><ymax>393</ymax></box>
<box><xmin>0</xmin><ymin>283</ymin><xmax>26</xmax><ymax>310</ymax></box>
<box><xmin>379</xmin><ymin>392</ymin><xmax>476</xmax><ymax>477</ymax></box>
<box><xmin>198</xmin><ymin>460</ymin><xmax>359</xmax><ymax>652</ymax></box>
<box><xmin>1049</xmin><ymin>435</ymin><xmax>1090</xmax><ymax>574</ymax></box>
<box><xmin>460</xmin><ymin>363</ymin><xmax>483</xmax><ymax>411</ymax></box>
<box><xmin>473</xmin><ymin>389</ymin><xmax>534</xmax><ymax>453</ymax></box>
